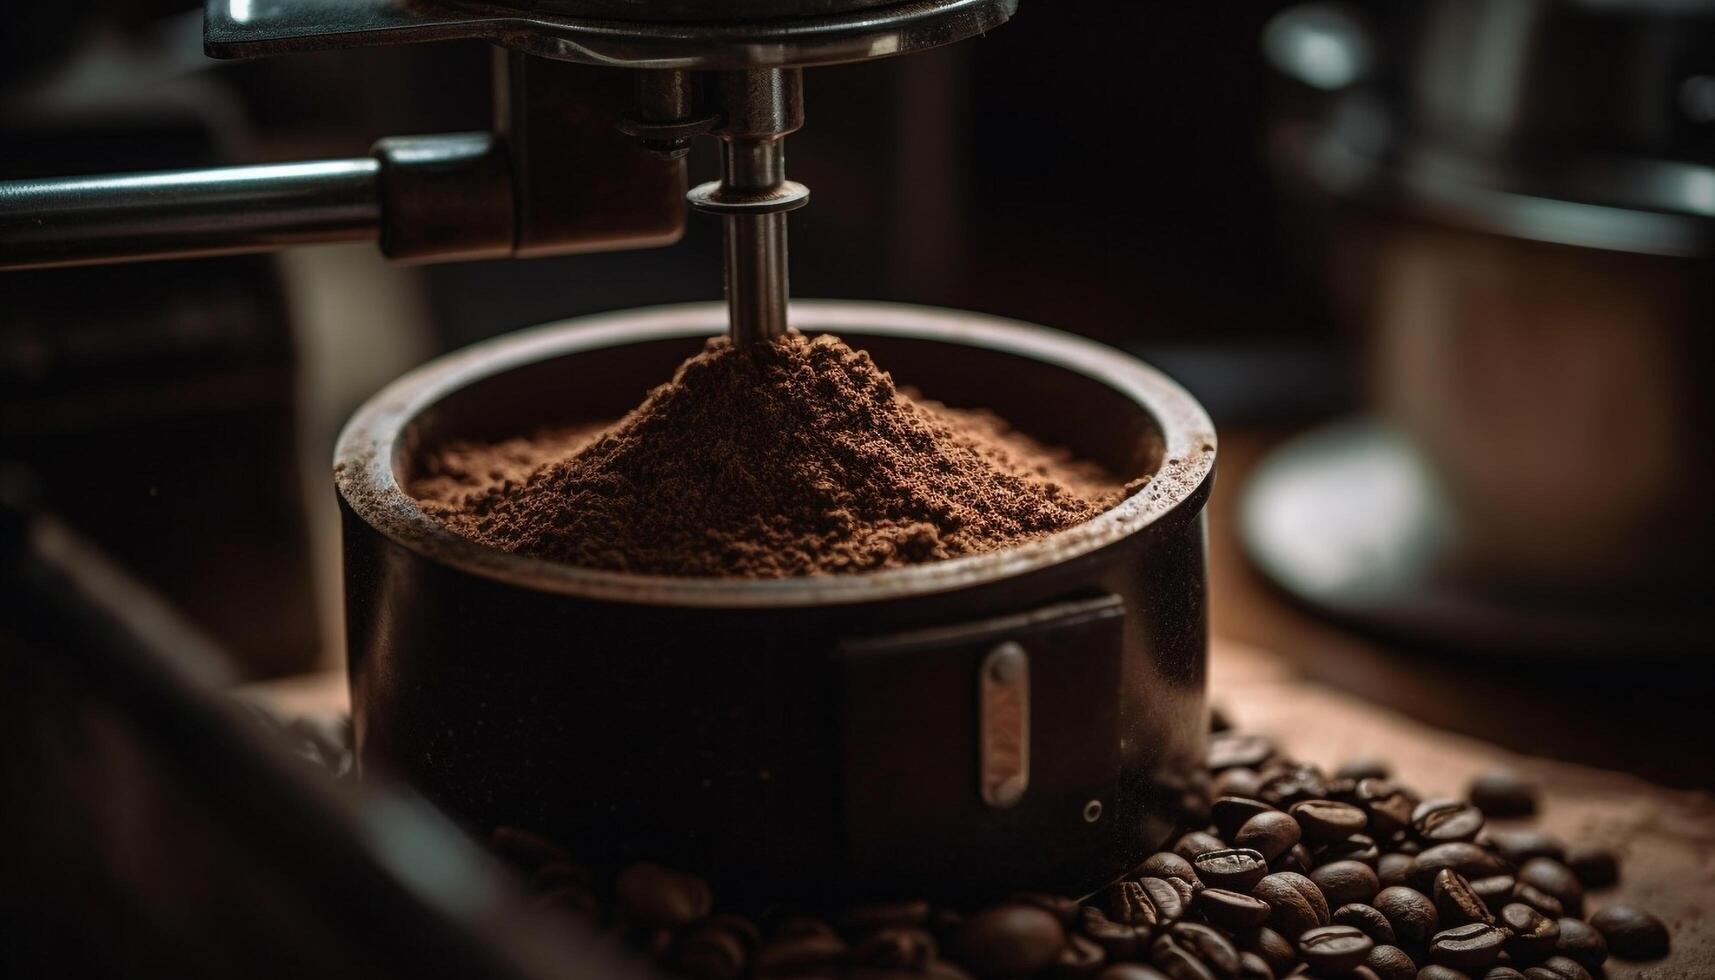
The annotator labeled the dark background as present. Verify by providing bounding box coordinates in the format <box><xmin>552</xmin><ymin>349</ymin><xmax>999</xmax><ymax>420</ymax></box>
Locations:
<box><xmin>5</xmin><ymin>0</ymin><xmax>1711</xmax><ymax>790</ymax></box>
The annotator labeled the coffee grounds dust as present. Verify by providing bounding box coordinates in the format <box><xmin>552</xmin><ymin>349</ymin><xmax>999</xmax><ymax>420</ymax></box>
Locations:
<box><xmin>409</xmin><ymin>333</ymin><xmax>1138</xmax><ymax>577</ymax></box>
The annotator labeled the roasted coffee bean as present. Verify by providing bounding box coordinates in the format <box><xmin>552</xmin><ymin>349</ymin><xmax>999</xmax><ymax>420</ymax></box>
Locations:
<box><xmin>1212</xmin><ymin>797</ymin><xmax>1277</xmax><ymax>841</ymax></box>
<box><xmin>1112</xmin><ymin>878</ymin><xmax>1186</xmax><ymax>928</ymax></box>
<box><xmin>1377</xmin><ymin>853</ymin><xmax>1417</xmax><ymax>888</ymax></box>
<box><xmin>1194</xmin><ymin>848</ymin><xmax>1270</xmax><ymax>892</ymax></box>
<box><xmin>1050</xmin><ymin>934</ymin><xmax>1110</xmax><ymax>979</ymax></box>
<box><xmin>1169</xmin><ymin>874</ymin><xmax>1202</xmax><ymax>902</ymax></box>
<box><xmin>755</xmin><ymin>931</ymin><xmax>848</xmax><ymax>975</ymax></box>
<box><xmin>1499</xmin><ymin>903</ymin><xmax>1559</xmax><ymax>961</ymax></box>
<box><xmin>1589</xmin><ymin>904</ymin><xmax>1670</xmax><ymax>960</ymax></box>
<box><xmin>1429</xmin><ymin>923</ymin><xmax>1508</xmax><ymax>971</ymax></box>
<box><xmin>843</xmin><ymin>898</ymin><xmax>933</xmax><ymax>933</ymax></box>
<box><xmin>853</xmin><ymin>927</ymin><xmax>938</xmax><ymax>970</ymax></box>
<box><xmin>1362</xmin><ymin>943</ymin><xmax>1416</xmax><ymax>980</ymax></box>
<box><xmin>1198</xmin><ymin>889</ymin><xmax>1274</xmax><ymax>931</ymax></box>
<box><xmin>1175</xmin><ymin>830</ymin><xmax>1230</xmax><ymax>862</ymax></box>
<box><xmin>1516</xmin><ymin>859</ymin><xmax>1583</xmax><ymax>918</ymax></box>
<box><xmin>1253</xmin><ymin>871</ymin><xmax>1330</xmax><ymax>938</ymax></box>
<box><xmin>1298</xmin><ymin>924</ymin><xmax>1375</xmax><ymax>972</ymax></box>
<box><xmin>1080</xmin><ymin>906</ymin><xmax>1145</xmax><ymax>959</ymax></box>
<box><xmin>1563</xmin><ymin>846</ymin><xmax>1618</xmax><ymax>889</ymax></box>
<box><xmin>1012</xmin><ymin>892</ymin><xmax>1082</xmax><ymax>927</ymax></box>
<box><xmin>1356</xmin><ymin>779</ymin><xmax>1417</xmax><ymax>836</ymax></box>
<box><xmin>1149</xmin><ymin>933</ymin><xmax>1217</xmax><ymax>980</ymax></box>
<box><xmin>1316</xmin><ymin>833</ymin><xmax>1381</xmax><ymax>868</ymax></box>
<box><xmin>1374</xmin><ymin>886</ymin><xmax>1441</xmax><ymax>946</ymax></box>
<box><xmin>1291</xmin><ymin>800</ymin><xmax>1370</xmax><ymax>844</ymax></box>
<box><xmin>1097</xmin><ymin>965</ymin><xmax>1172</xmax><ymax>980</ymax></box>
<box><xmin>1468</xmin><ymin>770</ymin><xmax>1538</xmax><ymax>818</ymax></box>
<box><xmin>1136</xmin><ymin>851</ymin><xmax>1199</xmax><ymax>884</ymax></box>
<box><xmin>1236</xmin><ymin>926</ymin><xmax>1297</xmax><ymax>976</ymax></box>
<box><xmin>1432</xmin><ymin>870</ymin><xmax>1496</xmax><ymax>927</ymax></box>
<box><xmin>1413</xmin><ymin>843</ymin><xmax>1511</xmax><ymax>890</ymax></box>
<box><xmin>678</xmin><ymin>923</ymin><xmax>752</xmax><ymax>980</ymax></box>
<box><xmin>1521</xmin><ymin>956</ymin><xmax>1593</xmax><ymax>980</ymax></box>
<box><xmin>1551</xmin><ymin>917</ymin><xmax>1607</xmax><ymax>969</ymax></box>
<box><xmin>1393</xmin><ymin>838</ymin><xmax>1424</xmax><ymax>857</ymax></box>
<box><xmin>1415</xmin><ymin>967</ymin><xmax>1471</xmax><ymax>980</ymax></box>
<box><xmin>1273</xmin><ymin>844</ymin><xmax>1314</xmax><ymax>876</ymax></box>
<box><xmin>1107</xmin><ymin>880</ymin><xmax>1162</xmax><ymax>928</ymax></box>
<box><xmin>952</xmin><ymin>904</ymin><xmax>1067</xmax><ymax>977</ymax></box>
<box><xmin>1412</xmin><ymin>799</ymin><xmax>1486</xmax><ymax>844</ymax></box>
<box><xmin>1482</xmin><ymin>968</ymin><xmax>1527</xmax><ymax>980</ymax></box>
<box><xmin>1257</xmin><ymin>764</ymin><xmax>1327</xmax><ymax>807</ymax></box>
<box><xmin>1311</xmin><ymin>860</ymin><xmax>1380</xmax><ymax>907</ymax></box>
<box><xmin>1171</xmin><ymin>922</ymin><xmax>1241</xmax><ymax>978</ymax></box>
<box><xmin>1235</xmin><ymin>811</ymin><xmax>1302</xmax><ymax>863</ymax></box>
<box><xmin>1210</xmin><ymin>732</ymin><xmax>1275</xmax><ymax>771</ymax></box>
<box><xmin>490</xmin><ymin>825</ymin><xmax>569</xmax><ymax>866</ymax></box>
<box><xmin>1236</xmin><ymin>951</ymin><xmax>1274</xmax><ymax>980</ymax></box>
<box><xmin>615</xmin><ymin>863</ymin><xmax>712</xmax><ymax>927</ymax></box>
<box><xmin>1484</xmin><ymin>829</ymin><xmax>1565</xmax><ymax>867</ymax></box>
<box><xmin>1512</xmin><ymin>883</ymin><xmax>1564</xmax><ymax>919</ymax></box>
<box><xmin>1337</xmin><ymin>757</ymin><xmax>1391</xmax><ymax>781</ymax></box>
<box><xmin>1216</xmin><ymin>768</ymin><xmax>1264</xmax><ymax>799</ymax></box>
<box><xmin>1324</xmin><ymin>777</ymin><xmax>1361</xmax><ymax>803</ymax></box>
<box><xmin>1467</xmin><ymin>875</ymin><xmax>1516</xmax><ymax>915</ymax></box>
<box><xmin>1332</xmin><ymin>903</ymin><xmax>1396</xmax><ymax>945</ymax></box>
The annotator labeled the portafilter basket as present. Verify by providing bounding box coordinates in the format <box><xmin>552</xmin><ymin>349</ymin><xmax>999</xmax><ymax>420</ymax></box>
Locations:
<box><xmin>335</xmin><ymin>301</ymin><xmax>1217</xmax><ymax>905</ymax></box>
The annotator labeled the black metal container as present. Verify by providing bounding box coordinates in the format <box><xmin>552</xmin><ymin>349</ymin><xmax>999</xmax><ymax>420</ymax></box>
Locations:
<box><xmin>335</xmin><ymin>301</ymin><xmax>1216</xmax><ymax>905</ymax></box>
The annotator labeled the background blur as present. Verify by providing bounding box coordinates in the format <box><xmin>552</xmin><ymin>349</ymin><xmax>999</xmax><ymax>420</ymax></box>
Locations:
<box><xmin>4</xmin><ymin>0</ymin><xmax>1712</xmax><ymax>786</ymax></box>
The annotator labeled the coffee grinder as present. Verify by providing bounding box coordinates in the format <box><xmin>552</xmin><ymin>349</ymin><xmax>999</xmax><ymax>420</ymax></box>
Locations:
<box><xmin>0</xmin><ymin>0</ymin><xmax>1217</xmax><ymax>904</ymax></box>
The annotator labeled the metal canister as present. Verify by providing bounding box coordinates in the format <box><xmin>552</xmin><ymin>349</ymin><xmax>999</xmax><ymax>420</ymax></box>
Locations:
<box><xmin>335</xmin><ymin>301</ymin><xmax>1216</xmax><ymax>903</ymax></box>
<box><xmin>1251</xmin><ymin>1</ymin><xmax>1713</xmax><ymax>651</ymax></box>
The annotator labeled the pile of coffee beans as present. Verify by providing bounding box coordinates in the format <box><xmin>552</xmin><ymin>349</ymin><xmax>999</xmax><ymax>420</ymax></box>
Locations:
<box><xmin>253</xmin><ymin>703</ymin><xmax>1674</xmax><ymax>979</ymax></box>
<box><xmin>480</xmin><ymin>721</ymin><xmax>1671</xmax><ymax>980</ymax></box>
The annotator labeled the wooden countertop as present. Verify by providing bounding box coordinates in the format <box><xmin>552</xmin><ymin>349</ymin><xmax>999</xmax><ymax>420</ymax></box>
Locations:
<box><xmin>249</xmin><ymin>642</ymin><xmax>1714</xmax><ymax>978</ymax></box>
<box><xmin>1206</xmin><ymin>430</ymin><xmax>1715</xmax><ymax>792</ymax></box>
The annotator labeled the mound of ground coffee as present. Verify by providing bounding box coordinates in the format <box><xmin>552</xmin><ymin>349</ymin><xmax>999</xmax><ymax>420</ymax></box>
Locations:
<box><xmin>410</xmin><ymin>332</ymin><xmax>1135</xmax><ymax>577</ymax></box>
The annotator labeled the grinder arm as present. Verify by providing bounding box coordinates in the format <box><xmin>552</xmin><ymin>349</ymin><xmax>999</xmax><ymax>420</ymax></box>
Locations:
<box><xmin>0</xmin><ymin>0</ymin><xmax>1019</xmax><ymax>345</ymax></box>
<box><xmin>0</xmin><ymin>52</ymin><xmax>690</xmax><ymax>271</ymax></box>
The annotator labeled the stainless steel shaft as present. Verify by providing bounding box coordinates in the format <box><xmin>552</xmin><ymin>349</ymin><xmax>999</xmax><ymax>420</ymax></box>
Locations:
<box><xmin>0</xmin><ymin>160</ymin><xmax>380</xmax><ymax>270</ymax></box>
<box><xmin>721</xmin><ymin>138</ymin><xmax>791</xmax><ymax>346</ymax></box>
<box><xmin>684</xmin><ymin>68</ymin><xmax>807</xmax><ymax>348</ymax></box>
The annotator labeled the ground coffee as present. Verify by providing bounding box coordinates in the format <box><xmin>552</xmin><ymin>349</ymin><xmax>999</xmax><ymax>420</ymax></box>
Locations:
<box><xmin>410</xmin><ymin>333</ymin><xmax>1133</xmax><ymax>577</ymax></box>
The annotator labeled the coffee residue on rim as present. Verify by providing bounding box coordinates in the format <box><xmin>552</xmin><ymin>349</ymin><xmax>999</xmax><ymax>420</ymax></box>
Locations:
<box><xmin>409</xmin><ymin>333</ymin><xmax>1140</xmax><ymax>577</ymax></box>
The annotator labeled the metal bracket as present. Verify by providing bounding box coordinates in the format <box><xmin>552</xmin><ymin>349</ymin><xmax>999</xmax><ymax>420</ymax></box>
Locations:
<box><xmin>977</xmin><ymin>641</ymin><xmax>1030</xmax><ymax>809</ymax></box>
<box><xmin>836</xmin><ymin>594</ymin><xmax>1127</xmax><ymax>898</ymax></box>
